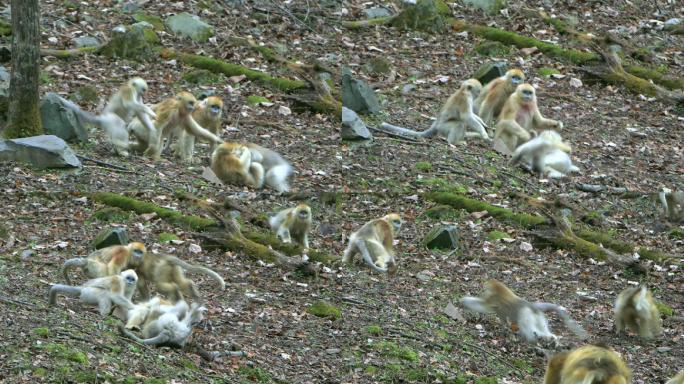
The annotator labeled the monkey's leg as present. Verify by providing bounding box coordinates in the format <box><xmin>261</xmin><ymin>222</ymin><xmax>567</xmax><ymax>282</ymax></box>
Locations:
<box><xmin>301</xmin><ymin>233</ymin><xmax>310</xmax><ymax>250</ymax></box>
<box><xmin>466</xmin><ymin>115</ymin><xmax>490</xmax><ymax>139</ymax></box>
<box><xmin>98</xmin><ymin>298</ymin><xmax>114</xmax><ymax>317</ymax></box>
<box><xmin>341</xmin><ymin>242</ymin><xmax>357</xmax><ymax>263</ymax></box>
<box><xmin>276</xmin><ymin>227</ymin><xmax>292</xmax><ymax>243</ymax></box>
<box><xmin>533</xmin><ymin>302</ymin><xmax>587</xmax><ymax>339</ymax></box>
<box><xmin>48</xmin><ymin>284</ymin><xmax>82</xmax><ymax>305</ymax></box>
<box><xmin>444</xmin><ymin>121</ymin><xmax>466</xmax><ymax>145</ymax></box>
<box><xmin>356</xmin><ymin>240</ymin><xmax>388</xmax><ymax>273</ymax></box>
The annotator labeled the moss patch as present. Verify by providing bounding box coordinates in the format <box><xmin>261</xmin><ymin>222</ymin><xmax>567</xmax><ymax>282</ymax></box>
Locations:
<box><xmin>656</xmin><ymin>301</ymin><xmax>674</xmax><ymax>317</ymax></box>
<box><xmin>246</xmin><ymin>95</ymin><xmax>270</xmax><ymax>106</ymax></box>
<box><xmin>158</xmin><ymin>232</ymin><xmax>179</xmax><ymax>243</ymax></box>
<box><xmin>33</xmin><ymin>327</ymin><xmax>50</xmax><ymax>337</ymax></box>
<box><xmin>390</xmin><ymin>0</ymin><xmax>450</xmax><ymax>33</ymax></box>
<box><xmin>365</xmin><ymin>325</ymin><xmax>382</xmax><ymax>335</ymax></box>
<box><xmin>181</xmin><ymin>69</ymin><xmax>221</xmax><ymax>85</ymax></box>
<box><xmin>132</xmin><ymin>12</ymin><xmax>164</xmax><ymax>30</ymax></box>
<box><xmin>307</xmin><ymin>300</ymin><xmax>341</xmax><ymax>320</ymax></box>
<box><xmin>538</xmin><ymin>67</ymin><xmax>560</xmax><ymax>76</ymax></box>
<box><xmin>486</xmin><ymin>230</ymin><xmax>509</xmax><ymax>241</ymax></box>
<box><xmin>372</xmin><ymin>340</ymin><xmax>419</xmax><ymax>362</ymax></box>
<box><xmin>89</xmin><ymin>207</ymin><xmax>131</xmax><ymax>223</ymax></box>
<box><xmin>415</xmin><ymin>161</ymin><xmax>433</xmax><ymax>171</ymax></box>
<box><xmin>474</xmin><ymin>41</ymin><xmax>512</xmax><ymax>56</ymax></box>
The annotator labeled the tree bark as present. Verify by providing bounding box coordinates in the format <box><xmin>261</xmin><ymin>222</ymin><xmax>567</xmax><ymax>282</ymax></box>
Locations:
<box><xmin>4</xmin><ymin>0</ymin><xmax>42</xmax><ymax>138</ymax></box>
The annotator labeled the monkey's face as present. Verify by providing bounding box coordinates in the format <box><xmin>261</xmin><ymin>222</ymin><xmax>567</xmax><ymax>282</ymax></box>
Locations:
<box><xmin>132</xmin><ymin>78</ymin><xmax>148</xmax><ymax>94</ymax></box>
<box><xmin>205</xmin><ymin>97</ymin><xmax>223</xmax><ymax>116</ymax></box>
<box><xmin>296</xmin><ymin>205</ymin><xmax>311</xmax><ymax>220</ymax></box>
<box><xmin>384</xmin><ymin>213</ymin><xmax>402</xmax><ymax>234</ymax></box>
<box><xmin>508</xmin><ymin>70</ymin><xmax>524</xmax><ymax>86</ymax></box>
<box><xmin>519</xmin><ymin>87</ymin><xmax>535</xmax><ymax>103</ymax></box>
<box><xmin>121</xmin><ymin>269</ymin><xmax>138</xmax><ymax>285</ymax></box>
<box><xmin>463</xmin><ymin>79</ymin><xmax>482</xmax><ymax>98</ymax></box>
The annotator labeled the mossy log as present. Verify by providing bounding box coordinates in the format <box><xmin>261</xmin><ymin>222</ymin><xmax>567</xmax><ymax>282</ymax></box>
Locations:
<box><xmin>92</xmin><ymin>192</ymin><xmax>334</xmax><ymax>267</ymax></box>
<box><xmin>159</xmin><ymin>48</ymin><xmax>307</xmax><ymax>92</ymax></box>
<box><xmin>425</xmin><ymin>191</ymin><xmax>673</xmax><ymax>264</ymax></box>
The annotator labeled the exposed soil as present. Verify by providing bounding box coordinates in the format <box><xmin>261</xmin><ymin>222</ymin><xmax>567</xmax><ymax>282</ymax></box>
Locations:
<box><xmin>0</xmin><ymin>1</ymin><xmax>683</xmax><ymax>383</ymax></box>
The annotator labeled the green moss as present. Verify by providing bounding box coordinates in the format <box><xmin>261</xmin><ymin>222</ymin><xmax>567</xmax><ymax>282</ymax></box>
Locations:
<box><xmin>365</xmin><ymin>57</ymin><xmax>392</xmax><ymax>75</ymax></box>
<box><xmin>538</xmin><ymin>67</ymin><xmax>560</xmax><ymax>76</ymax></box>
<box><xmin>625</xmin><ymin>65</ymin><xmax>684</xmax><ymax>90</ymax></box>
<box><xmin>0</xmin><ymin>18</ymin><xmax>10</xmax><ymax>36</ymax></box>
<box><xmin>486</xmin><ymin>230</ymin><xmax>509</xmax><ymax>241</ymax></box>
<box><xmin>655</xmin><ymin>301</ymin><xmax>674</xmax><ymax>317</ymax></box>
<box><xmin>89</xmin><ymin>207</ymin><xmax>131</xmax><ymax>223</ymax></box>
<box><xmin>423</xmin><ymin>205</ymin><xmax>459</xmax><ymax>220</ymax></box>
<box><xmin>163</xmin><ymin>49</ymin><xmax>307</xmax><ymax>92</ymax></box>
<box><xmin>33</xmin><ymin>327</ymin><xmax>50</xmax><ymax>337</ymax></box>
<box><xmin>0</xmin><ymin>223</ymin><xmax>7</xmax><ymax>239</ymax></box>
<box><xmin>182</xmin><ymin>69</ymin><xmax>220</xmax><ymax>85</ymax></box>
<box><xmin>474</xmin><ymin>41</ymin><xmax>512</xmax><ymax>56</ymax></box>
<box><xmin>247</xmin><ymin>95</ymin><xmax>269</xmax><ymax>106</ymax></box>
<box><xmin>546</xmin><ymin>17</ymin><xmax>569</xmax><ymax>34</ymax></box>
<box><xmin>242</xmin><ymin>230</ymin><xmax>334</xmax><ymax>264</ymax></box>
<box><xmin>457</xmin><ymin>21</ymin><xmax>599</xmax><ymax>64</ymax></box>
<box><xmin>426</xmin><ymin>191</ymin><xmax>547</xmax><ymax>228</ymax></box>
<box><xmin>144</xmin><ymin>379</ymin><xmax>168</xmax><ymax>384</ymax></box>
<box><xmin>237</xmin><ymin>366</ymin><xmax>273</xmax><ymax>383</ymax></box>
<box><xmin>90</xmin><ymin>192</ymin><xmax>217</xmax><ymax>231</ymax></box>
<box><xmin>68</xmin><ymin>351</ymin><xmax>88</xmax><ymax>364</ymax></box>
<box><xmin>372</xmin><ymin>341</ymin><xmax>419</xmax><ymax>362</ymax></box>
<box><xmin>415</xmin><ymin>161</ymin><xmax>432</xmax><ymax>171</ymax></box>
<box><xmin>158</xmin><ymin>232</ymin><xmax>179</xmax><ymax>243</ymax></box>
<box><xmin>365</xmin><ymin>325</ymin><xmax>382</xmax><ymax>335</ymax></box>
<box><xmin>307</xmin><ymin>300</ymin><xmax>341</xmax><ymax>320</ymax></box>
<box><xmin>132</xmin><ymin>12</ymin><xmax>164</xmax><ymax>30</ymax></box>
<box><xmin>668</xmin><ymin>228</ymin><xmax>684</xmax><ymax>240</ymax></box>
<box><xmin>3</xmin><ymin>98</ymin><xmax>43</xmax><ymax>138</ymax></box>
<box><xmin>341</xmin><ymin>17</ymin><xmax>392</xmax><ymax>30</ymax></box>
<box><xmin>75</xmin><ymin>85</ymin><xmax>99</xmax><ymax>103</ymax></box>
<box><xmin>576</xmin><ymin>229</ymin><xmax>633</xmax><ymax>253</ymax></box>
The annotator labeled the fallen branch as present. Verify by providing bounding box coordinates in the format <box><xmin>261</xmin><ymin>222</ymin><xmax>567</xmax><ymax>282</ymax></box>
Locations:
<box><xmin>77</xmin><ymin>155</ymin><xmax>136</xmax><ymax>173</ymax></box>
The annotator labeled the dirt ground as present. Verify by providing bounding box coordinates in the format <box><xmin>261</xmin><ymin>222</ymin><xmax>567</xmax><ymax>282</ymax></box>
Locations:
<box><xmin>0</xmin><ymin>0</ymin><xmax>683</xmax><ymax>383</ymax></box>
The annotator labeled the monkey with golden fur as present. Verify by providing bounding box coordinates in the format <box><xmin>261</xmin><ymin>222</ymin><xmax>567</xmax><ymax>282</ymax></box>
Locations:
<box><xmin>460</xmin><ymin>279</ymin><xmax>587</xmax><ymax>343</ymax></box>
<box><xmin>58</xmin><ymin>77</ymin><xmax>157</xmax><ymax>157</ymax></box>
<box><xmin>135</xmin><ymin>252</ymin><xmax>225</xmax><ymax>302</ymax></box>
<box><xmin>49</xmin><ymin>269</ymin><xmax>138</xmax><ymax>317</ymax></box>
<box><xmin>475</xmin><ymin>68</ymin><xmax>525</xmax><ymax>129</ymax></box>
<box><xmin>494</xmin><ymin>83</ymin><xmax>563</xmax><ymax>153</ymax></box>
<box><xmin>61</xmin><ymin>242</ymin><xmax>146</xmax><ymax>285</ymax></box>
<box><xmin>342</xmin><ymin>213</ymin><xmax>402</xmax><ymax>274</ymax></box>
<box><xmin>614</xmin><ymin>285</ymin><xmax>662</xmax><ymax>338</ymax></box>
<box><xmin>129</xmin><ymin>91</ymin><xmax>223</xmax><ymax>161</ymax></box>
<box><xmin>544</xmin><ymin>344</ymin><xmax>632</xmax><ymax>384</ymax></box>
<box><xmin>380</xmin><ymin>79</ymin><xmax>489</xmax><ymax>143</ymax></box>
<box><xmin>173</xmin><ymin>95</ymin><xmax>224</xmax><ymax>162</ymax></box>
<box><xmin>211</xmin><ymin>142</ymin><xmax>265</xmax><ymax>189</ymax></box>
<box><xmin>666</xmin><ymin>371</ymin><xmax>684</xmax><ymax>384</ymax></box>
<box><xmin>269</xmin><ymin>204</ymin><xmax>313</xmax><ymax>250</ymax></box>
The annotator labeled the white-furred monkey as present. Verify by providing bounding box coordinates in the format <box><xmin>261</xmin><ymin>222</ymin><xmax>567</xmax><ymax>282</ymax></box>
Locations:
<box><xmin>49</xmin><ymin>269</ymin><xmax>138</xmax><ymax>317</ymax></box>
<box><xmin>460</xmin><ymin>279</ymin><xmax>587</xmax><ymax>343</ymax></box>
<box><xmin>119</xmin><ymin>300</ymin><xmax>206</xmax><ymax>348</ymax></box>
<box><xmin>269</xmin><ymin>204</ymin><xmax>313</xmax><ymax>249</ymax></box>
<box><xmin>211</xmin><ymin>142</ymin><xmax>265</xmax><ymax>189</ymax></box>
<box><xmin>342</xmin><ymin>213</ymin><xmax>402</xmax><ymax>274</ymax></box>
<box><xmin>58</xmin><ymin>77</ymin><xmax>157</xmax><ymax>157</ymax></box>
<box><xmin>494</xmin><ymin>83</ymin><xmax>563</xmax><ymax>153</ymax></box>
<box><xmin>544</xmin><ymin>345</ymin><xmax>632</xmax><ymax>384</ymax></box>
<box><xmin>380</xmin><ymin>78</ymin><xmax>489</xmax><ymax>143</ymax></box>
<box><xmin>122</xmin><ymin>296</ymin><xmax>173</xmax><ymax>330</ymax></box>
<box><xmin>61</xmin><ymin>242</ymin><xmax>146</xmax><ymax>284</ymax></box>
<box><xmin>173</xmin><ymin>95</ymin><xmax>224</xmax><ymax>163</ymax></box>
<box><xmin>129</xmin><ymin>91</ymin><xmax>222</xmax><ymax>160</ymax></box>
<box><xmin>474</xmin><ymin>68</ymin><xmax>525</xmax><ymax>128</ymax></box>
<box><xmin>245</xmin><ymin>143</ymin><xmax>293</xmax><ymax>193</ymax></box>
<box><xmin>614</xmin><ymin>285</ymin><xmax>662</xmax><ymax>339</ymax></box>
<box><xmin>509</xmin><ymin>130</ymin><xmax>580</xmax><ymax>178</ymax></box>
<box><xmin>659</xmin><ymin>188</ymin><xmax>684</xmax><ymax>222</ymax></box>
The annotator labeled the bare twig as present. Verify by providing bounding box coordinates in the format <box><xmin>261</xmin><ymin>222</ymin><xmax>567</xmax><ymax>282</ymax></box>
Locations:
<box><xmin>77</xmin><ymin>155</ymin><xmax>136</xmax><ymax>173</ymax></box>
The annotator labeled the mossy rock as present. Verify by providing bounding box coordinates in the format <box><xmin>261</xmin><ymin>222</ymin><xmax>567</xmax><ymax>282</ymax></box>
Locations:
<box><xmin>474</xmin><ymin>41</ymin><xmax>511</xmax><ymax>56</ymax></box>
<box><xmin>423</xmin><ymin>205</ymin><xmax>459</xmax><ymax>220</ymax></box>
<box><xmin>165</xmin><ymin>13</ymin><xmax>214</xmax><ymax>42</ymax></box>
<box><xmin>246</xmin><ymin>95</ymin><xmax>269</xmax><ymax>106</ymax></box>
<box><xmin>101</xmin><ymin>23</ymin><xmax>160</xmax><ymax>61</ymax></box>
<box><xmin>182</xmin><ymin>69</ymin><xmax>221</xmax><ymax>85</ymax></box>
<box><xmin>538</xmin><ymin>67</ymin><xmax>560</xmax><ymax>77</ymax></box>
<box><xmin>390</xmin><ymin>0</ymin><xmax>450</xmax><ymax>33</ymax></box>
<box><xmin>92</xmin><ymin>227</ymin><xmax>129</xmax><ymax>249</ymax></box>
<box><xmin>75</xmin><ymin>85</ymin><xmax>100</xmax><ymax>103</ymax></box>
<box><xmin>422</xmin><ymin>225</ymin><xmax>459</xmax><ymax>250</ymax></box>
<box><xmin>132</xmin><ymin>12</ymin><xmax>164</xmax><ymax>31</ymax></box>
<box><xmin>307</xmin><ymin>300</ymin><xmax>341</xmax><ymax>320</ymax></box>
<box><xmin>364</xmin><ymin>57</ymin><xmax>392</xmax><ymax>75</ymax></box>
<box><xmin>158</xmin><ymin>232</ymin><xmax>180</xmax><ymax>243</ymax></box>
<box><xmin>89</xmin><ymin>207</ymin><xmax>131</xmax><ymax>222</ymax></box>
<box><xmin>486</xmin><ymin>230</ymin><xmax>509</xmax><ymax>241</ymax></box>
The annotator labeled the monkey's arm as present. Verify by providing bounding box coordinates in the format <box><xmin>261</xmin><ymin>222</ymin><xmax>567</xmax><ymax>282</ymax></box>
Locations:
<box><xmin>533</xmin><ymin>302</ymin><xmax>588</xmax><ymax>339</ymax></box>
<box><xmin>532</xmin><ymin>111</ymin><xmax>562</xmax><ymax>131</ymax></box>
<box><xmin>460</xmin><ymin>296</ymin><xmax>494</xmax><ymax>314</ymax></box>
<box><xmin>122</xmin><ymin>94</ymin><xmax>156</xmax><ymax>118</ymax></box>
<box><xmin>184</xmin><ymin>116</ymin><xmax>222</xmax><ymax>143</ymax></box>
<box><xmin>110</xmin><ymin>293</ymin><xmax>136</xmax><ymax>310</ymax></box>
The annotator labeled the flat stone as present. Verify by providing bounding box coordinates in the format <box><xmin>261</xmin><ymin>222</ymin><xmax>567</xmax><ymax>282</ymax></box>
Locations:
<box><xmin>40</xmin><ymin>93</ymin><xmax>89</xmax><ymax>143</ymax></box>
<box><xmin>473</xmin><ymin>62</ymin><xmax>507</xmax><ymax>85</ymax></box>
<box><xmin>423</xmin><ymin>225</ymin><xmax>459</xmax><ymax>250</ymax></box>
<box><xmin>165</xmin><ymin>13</ymin><xmax>214</xmax><ymax>42</ymax></box>
<box><xmin>341</xmin><ymin>107</ymin><xmax>372</xmax><ymax>140</ymax></box>
<box><xmin>0</xmin><ymin>135</ymin><xmax>81</xmax><ymax>168</ymax></box>
<box><xmin>93</xmin><ymin>227</ymin><xmax>129</xmax><ymax>249</ymax></box>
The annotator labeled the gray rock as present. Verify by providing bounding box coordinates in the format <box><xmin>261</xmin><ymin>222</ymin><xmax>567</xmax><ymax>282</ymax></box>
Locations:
<box><xmin>422</xmin><ymin>225</ymin><xmax>459</xmax><ymax>250</ymax></box>
<box><xmin>165</xmin><ymin>13</ymin><xmax>214</xmax><ymax>42</ymax></box>
<box><xmin>101</xmin><ymin>22</ymin><xmax>160</xmax><ymax>61</ymax></box>
<box><xmin>40</xmin><ymin>93</ymin><xmax>89</xmax><ymax>142</ymax></box>
<box><xmin>20</xmin><ymin>249</ymin><xmax>35</xmax><ymax>260</ymax></box>
<box><xmin>473</xmin><ymin>62</ymin><xmax>507</xmax><ymax>85</ymax></box>
<box><xmin>72</xmin><ymin>36</ymin><xmax>101</xmax><ymax>48</ymax></box>
<box><xmin>0</xmin><ymin>135</ymin><xmax>81</xmax><ymax>169</ymax></box>
<box><xmin>93</xmin><ymin>227</ymin><xmax>129</xmax><ymax>249</ymax></box>
<box><xmin>463</xmin><ymin>0</ymin><xmax>507</xmax><ymax>13</ymax></box>
<box><xmin>121</xmin><ymin>1</ymin><xmax>141</xmax><ymax>13</ymax></box>
<box><xmin>341</xmin><ymin>107</ymin><xmax>372</xmax><ymax>140</ymax></box>
<box><xmin>364</xmin><ymin>7</ymin><xmax>392</xmax><ymax>19</ymax></box>
<box><xmin>341</xmin><ymin>68</ymin><xmax>381</xmax><ymax>114</ymax></box>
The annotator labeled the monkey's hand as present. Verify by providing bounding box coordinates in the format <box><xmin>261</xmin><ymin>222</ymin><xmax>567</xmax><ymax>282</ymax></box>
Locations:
<box><xmin>144</xmin><ymin>106</ymin><xmax>157</xmax><ymax>119</ymax></box>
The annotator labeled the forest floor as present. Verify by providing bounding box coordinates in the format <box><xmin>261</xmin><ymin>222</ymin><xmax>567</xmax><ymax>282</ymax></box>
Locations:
<box><xmin>0</xmin><ymin>0</ymin><xmax>683</xmax><ymax>383</ymax></box>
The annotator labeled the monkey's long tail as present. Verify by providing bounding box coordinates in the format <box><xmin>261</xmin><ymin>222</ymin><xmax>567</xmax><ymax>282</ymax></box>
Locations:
<box><xmin>533</xmin><ymin>302</ymin><xmax>589</xmax><ymax>340</ymax></box>
<box><xmin>48</xmin><ymin>284</ymin><xmax>81</xmax><ymax>305</ymax></box>
<box><xmin>61</xmin><ymin>257</ymin><xmax>87</xmax><ymax>285</ymax></box>
<box><xmin>166</xmin><ymin>256</ymin><xmax>226</xmax><ymax>290</ymax></box>
<box><xmin>380</xmin><ymin>122</ymin><xmax>438</xmax><ymax>139</ymax></box>
<box><xmin>56</xmin><ymin>96</ymin><xmax>103</xmax><ymax>126</ymax></box>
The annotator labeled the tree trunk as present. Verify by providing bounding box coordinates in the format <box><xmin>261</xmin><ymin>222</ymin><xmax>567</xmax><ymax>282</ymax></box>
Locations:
<box><xmin>4</xmin><ymin>0</ymin><xmax>42</xmax><ymax>138</ymax></box>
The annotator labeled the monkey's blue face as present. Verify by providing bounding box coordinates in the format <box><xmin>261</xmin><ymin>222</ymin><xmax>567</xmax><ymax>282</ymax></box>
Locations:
<box><xmin>132</xmin><ymin>249</ymin><xmax>144</xmax><ymax>262</ymax></box>
<box><xmin>511</xmin><ymin>75</ymin><xmax>522</xmax><ymax>85</ymax></box>
<box><xmin>209</xmin><ymin>104</ymin><xmax>221</xmax><ymax>115</ymax></box>
<box><xmin>123</xmin><ymin>272</ymin><xmax>138</xmax><ymax>285</ymax></box>
<box><xmin>521</xmin><ymin>89</ymin><xmax>534</xmax><ymax>102</ymax></box>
